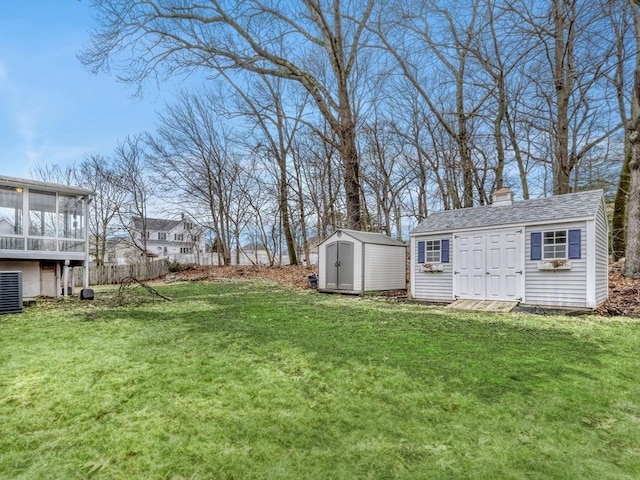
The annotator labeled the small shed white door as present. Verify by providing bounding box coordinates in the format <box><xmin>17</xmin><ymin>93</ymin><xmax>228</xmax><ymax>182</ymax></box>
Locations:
<box><xmin>454</xmin><ymin>229</ymin><xmax>522</xmax><ymax>301</ymax></box>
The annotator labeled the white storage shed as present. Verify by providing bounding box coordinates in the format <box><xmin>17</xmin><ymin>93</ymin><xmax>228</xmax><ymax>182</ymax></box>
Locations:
<box><xmin>317</xmin><ymin>229</ymin><xmax>407</xmax><ymax>293</ymax></box>
<box><xmin>410</xmin><ymin>189</ymin><xmax>608</xmax><ymax>309</ymax></box>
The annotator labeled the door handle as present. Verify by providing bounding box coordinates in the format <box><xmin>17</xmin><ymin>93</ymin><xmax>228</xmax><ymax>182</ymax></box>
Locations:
<box><xmin>335</xmin><ymin>261</ymin><xmax>341</xmax><ymax>267</ymax></box>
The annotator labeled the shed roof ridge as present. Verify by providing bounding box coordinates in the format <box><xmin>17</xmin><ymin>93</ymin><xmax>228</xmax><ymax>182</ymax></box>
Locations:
<box><xmin>412</xmin><ymin>189</ymin><xmax>603</xmax><ymax>235</ymax></box>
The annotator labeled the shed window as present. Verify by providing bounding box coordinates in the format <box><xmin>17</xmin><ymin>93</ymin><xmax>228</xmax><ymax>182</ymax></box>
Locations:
<box><xmin>417</xmin><ymin>239</ymin><xmax>449</xmax><ymax>264</ymax></box>
<box><xmin>424</xmin><ymin>240</ymin><xmax>441</xmax><ymax>263</ymax></box>
<box><xmin>543</xmin><ymin>231</ymin><xmax>567</xmax><ymax>259</ymax></box>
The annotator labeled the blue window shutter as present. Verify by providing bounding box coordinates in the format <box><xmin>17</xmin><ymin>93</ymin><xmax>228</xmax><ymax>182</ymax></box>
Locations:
<box><xmin>441</xmin><ymin>239</ymin><xmax>450</xmax><ymax>263</ymax></box>
<box><xmin>568</xmin><ymin>229</ymin><xmax>581</xmax><ymax>259</ymax></box>
<box><xmin>418</xmin><ymin>241</ymin><xmax>425</xmax><ymax>264</ymax></box>
<box><xmin>531</xmin><ymin>232</ymin><xmax>542</xmax><ymax>260</ymax></box>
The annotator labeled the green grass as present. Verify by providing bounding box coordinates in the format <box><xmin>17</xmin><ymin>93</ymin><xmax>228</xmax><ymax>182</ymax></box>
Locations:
<box><xmin>1</xmin><ymin>280</ymin><xmax>639</xmax><ymax>479</ymax></box>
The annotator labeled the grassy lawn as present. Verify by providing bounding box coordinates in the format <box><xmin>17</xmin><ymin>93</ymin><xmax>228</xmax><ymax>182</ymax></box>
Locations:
<box><xmin>1</xmin><ymin>280</ymin><xmax>639</xmax><ymax>479</ymax></box>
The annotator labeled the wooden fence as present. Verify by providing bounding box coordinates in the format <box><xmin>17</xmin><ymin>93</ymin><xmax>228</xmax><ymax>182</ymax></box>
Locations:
<box><xmin>72</xmin><ymin>259</ymin><xmax>170</xmax><ymax>286</ymax></box>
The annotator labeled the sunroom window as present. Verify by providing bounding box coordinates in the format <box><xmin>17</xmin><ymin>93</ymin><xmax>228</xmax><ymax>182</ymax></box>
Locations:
<box><xmin>58</xmin><ymin>194</ymin><xmax>84</xmax><ymax>239</ymax></box>
<box><xmin>0</xmin><ymin>186</ymin><xmax>23</xmax><ymax>235</ymax></box>
<box><xmin>28</xmin><ymin>190</ymin><xmax>57</xmax><ymax>237</ymax></box>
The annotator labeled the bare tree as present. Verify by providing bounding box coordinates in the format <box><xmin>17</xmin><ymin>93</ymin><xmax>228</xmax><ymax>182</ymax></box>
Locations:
<box><xmin>508</xmin><ymin>0</ymin><xmax>623</xmax><ymax>195</ymax></box>
<box><xmin>146</xmin><ymin>90</ymin><xmax>244</xmax><ymax>265</ymax></box>
<box><xmin>30</xmin><ymin>164</ymin><xmax>77</xmax><ymax>185</ymax></box>
<box><xmin>610</xmin><ymin>0</ymin><xmax>637</xmax><ymax>260</ymax></box>
<box><xmin>625</xmin><ymin>0</ymin><xmax>640</xmax><ymax>277</ymax></box>
<box><xmin>81</xmin><ymin>0</ymin><xmax>379</xmax><ymax>230</ymax></box>
<box><xmin>360</xmin><ymin>115</ymin><xmax>412</xmax><ymax>238</ymax></box>
<box><xmin>374</xmin><ymin>0</ymin><xmax>492</xmax><ymax>208</ymax></box>
<box><xmin>221</xmin><ymin>72</ymin><xmax>309</xmax><ymax>264</ymax></box>
<box><xmin>79</xmin><ymin>155</ymin><xmax>126</xmax><ymax>266</ymax></box>
<box><xmin>113</xmin><ymin>135</ymin><xmax>155</xmax><ymax>263</ymax></box>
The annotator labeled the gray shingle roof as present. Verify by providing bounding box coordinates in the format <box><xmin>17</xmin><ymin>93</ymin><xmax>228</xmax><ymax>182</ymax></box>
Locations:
<box><xmin>411</xmin><ymin>189</ymin><xmax>604</xmax><ymax>235</ymax></box>
<box><xmin>327</xmin><ymin>229</ymin><xmax>406</xmax><ymax>246</ymax></box>
<box><xmin>132</xmin><ymin>217</ymin><xmax>181</xmax><ymax>231</ymax></box>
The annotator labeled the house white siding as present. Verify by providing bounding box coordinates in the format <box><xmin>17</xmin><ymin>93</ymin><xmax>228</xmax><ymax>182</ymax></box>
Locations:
<box><xmin>524</xmin><ymin>221</ymin><xmax>588</xmax><ymax>308</ymax></box>
<box><xmin>363</xmin><ymin>244</ymin><xmax>406</xmax><ymax>291</ymax></box>
<box><xmin>411</xmin><ymin>234</ymin><xmax>453</xmax><ymax>301</ymax></box>
<box><xmin>0</xmin><ymin>261</ymin><xmax>40</xmax><ymax>298</ymax></box>
<box><xmin>595</xmin><ymin>201</ymin><xmax>609</xmax><ymax>306</ymax></box>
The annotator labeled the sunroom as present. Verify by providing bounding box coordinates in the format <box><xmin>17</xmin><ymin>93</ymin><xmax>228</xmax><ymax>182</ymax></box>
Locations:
<box><xmin>0</xmin><ymin>175</ymin><xmax>93</xmax><ymax>299</ymax></box>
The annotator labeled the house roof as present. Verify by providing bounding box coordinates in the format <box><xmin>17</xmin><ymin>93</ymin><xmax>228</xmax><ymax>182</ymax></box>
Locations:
<box><xmin>412</xmin><ymin>189</ymin><xmax>604</xmax><ymax>235</ymax></box>
<box><xmin>0</xmin><ymin>174</ymin><xmax>94</xmax><ymax>196</ymax></box>
<box><xmin>323</xmin><ymin>228</ymin><xmax>406</xmax><ymax>247</ymax></box>
<box><xmin>132</xmin><ymin>217</ymin><xmax>181</xmax><ymax>231</ymax></box>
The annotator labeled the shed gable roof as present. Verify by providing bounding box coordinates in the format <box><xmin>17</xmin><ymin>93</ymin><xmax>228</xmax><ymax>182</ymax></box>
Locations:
<box><xmin>412</xmin><ymin>189</ymin><xmax>603</xmax><ymax>235</ymax></box>
<box><xmin>322</xmin><ymin>229</ymin><xmax>406</xmax><ymax>247</ymax></box>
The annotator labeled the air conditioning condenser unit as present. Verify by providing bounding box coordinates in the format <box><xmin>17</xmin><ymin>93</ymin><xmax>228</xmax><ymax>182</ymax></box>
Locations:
<box><xmin>0</xmin><ymin>271</ymin><xmax>23</xmax><ymax>314</ymax></box>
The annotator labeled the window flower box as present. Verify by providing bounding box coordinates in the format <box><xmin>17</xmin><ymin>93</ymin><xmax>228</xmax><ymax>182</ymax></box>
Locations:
<box><xmin>421</xmin><ymin>263</ymin><xmax>444</xmax><ymax>273</ymax></box>
<box><xmin>537</xmin><ymin>259</ymin><xmax>571</xmax><ymax>271</ymax></box>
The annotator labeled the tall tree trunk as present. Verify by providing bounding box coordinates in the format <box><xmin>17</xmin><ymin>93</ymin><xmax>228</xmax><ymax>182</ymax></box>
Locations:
<box><xmin>552</xmin><ymin>0</ymin><xmax>575</xmax><ymax>195</ymax></box>
<box><xmin>613</xmin><ymin>145</ymin><xmax>632</xmax><ymax>260</ymax></box>
<box><xmin>624</xmin><ymin>2</ymin><xmax>640</xmax><ymax>278</ymax></box>
<box><xmin>612</xmin><ymin>1</ymin><xmax>635</xmax><ymax>261</ymax></box>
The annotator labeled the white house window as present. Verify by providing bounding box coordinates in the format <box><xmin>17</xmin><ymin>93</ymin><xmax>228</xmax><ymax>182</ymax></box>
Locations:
<box><xmin>174</xmin><ymin>233</ymin><xmax>184</xmax><ymax>241</ymax></box>
<box><xmin>424</xmin><ymin>240</ymin><xmax>441</xmax><ymax>263</ymax></box>
<box><xmin>180</xmin><ymin>247</ymin><xmax>192</xmax><ymax>254</ymax></box>
<box><xmin>158</xmin><ymin>232</ymin><xmax>167</xmax><ymax>240</ymax></box>
<box><xmin>184</xmin><ymin>222</ymin><xmax>193</xmax><ymax>230</ymax></box>
<box><xmin>543</xmin><ymin>230</ymin><xmax>567</xmax><ymax>259</ymax></box>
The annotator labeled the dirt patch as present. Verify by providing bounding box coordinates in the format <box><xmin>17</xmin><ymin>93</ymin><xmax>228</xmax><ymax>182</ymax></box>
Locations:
<box><xmin>164</xmin><ymin>264</ymin><xmax>316</xmax><ymax>289</ymax></box>
<box><xmin>598</xmin><ymin>261</ymin><xmax>640</xmax><ymax>317</ymax></box>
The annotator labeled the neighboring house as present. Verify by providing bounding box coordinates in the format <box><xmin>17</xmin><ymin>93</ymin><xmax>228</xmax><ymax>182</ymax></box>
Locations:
<box><xmin>318</xmin><ymin>229</ymin><xmax>407</xmax><ymax>293</ymax></box>
<box><xmin>114</xmin><ymin>216</ymin><xmax>207</xmax><ymax>265</ymax></box>
<box><xmin>410</xmin><ymin>188</ymin><xmax>608</xmax><ymax>309</ymax></box>
<box><xmin>0</xmin><ymin>175</ymin><xmax>93</xmax><ymax>299</ymax></box>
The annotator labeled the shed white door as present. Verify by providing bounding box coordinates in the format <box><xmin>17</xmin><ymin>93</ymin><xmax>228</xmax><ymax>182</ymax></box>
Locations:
<box><xmin>454</xmin><ymin>229</ymin><xmax>522</xmax><ymax>301</ymax></box>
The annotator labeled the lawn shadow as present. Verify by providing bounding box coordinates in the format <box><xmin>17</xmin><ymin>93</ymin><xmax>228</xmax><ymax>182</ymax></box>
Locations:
<box><xmin>112</xmin><ymin>287</ymin><xmax>605</xmax><ymax>404</ymax></box>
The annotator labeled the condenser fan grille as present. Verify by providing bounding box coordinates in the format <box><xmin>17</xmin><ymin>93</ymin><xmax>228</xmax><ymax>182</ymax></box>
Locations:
<box><xmin>0</xmin><ymin>271</ymin><xmax>23</xmax><ymax>314</ymax></box>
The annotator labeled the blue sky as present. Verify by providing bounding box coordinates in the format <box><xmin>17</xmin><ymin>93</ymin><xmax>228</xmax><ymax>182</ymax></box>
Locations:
<box><xmin>0</xmin><ymin>0</ymin><xmax>178</xmax><ymax>180</ymax></box>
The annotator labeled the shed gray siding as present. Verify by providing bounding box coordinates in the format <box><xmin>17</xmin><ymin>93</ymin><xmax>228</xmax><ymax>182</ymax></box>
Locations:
<box><xmin>595</xmin><ymin>200</ymin><xmax>609</xmax><ymax>306</ymax></box>
<box><xmin>317</xmin><ymin>229</ymin><xmax>405</xmax><ymax>292</ymax></box>
<box><xmin>351</xmin><ymin>241</ymin><xmax>363</xmax><ymax>292</ymax></box>
<box><xmin>318</xmin><ymin>245</ymin><xmax>326</xmax><ymax>289</ymax></box>
<box><xmin>363</xmin><ymin>244</ymin><xmax>406</xmax><ymax>290</ymax></box>
<box><xmin>524</xmin><ymin>221</ymin><xmax>587</xmax><ymax>308</ymax></box>
<box><xmin>411</xmin><ymin>234</ymin><xmax>453</xmax><ymax>301</ymax></box>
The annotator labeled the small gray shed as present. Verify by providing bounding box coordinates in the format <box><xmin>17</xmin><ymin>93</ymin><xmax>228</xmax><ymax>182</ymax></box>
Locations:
<box><xmin>410</xmin><ymin>189</ymin><xmax>608</xmax><ymax>309</ymax></box>
<box><xmin>318</xmin><ymin>229</ymin><xmax>407</xmax><ymax>293</ymax></box>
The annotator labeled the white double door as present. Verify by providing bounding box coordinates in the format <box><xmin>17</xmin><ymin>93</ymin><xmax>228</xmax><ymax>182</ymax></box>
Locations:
<box><xmin>454</xmin><ymin>229</ymin><xmax>523</xmax><ymax>301</ymax></box>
